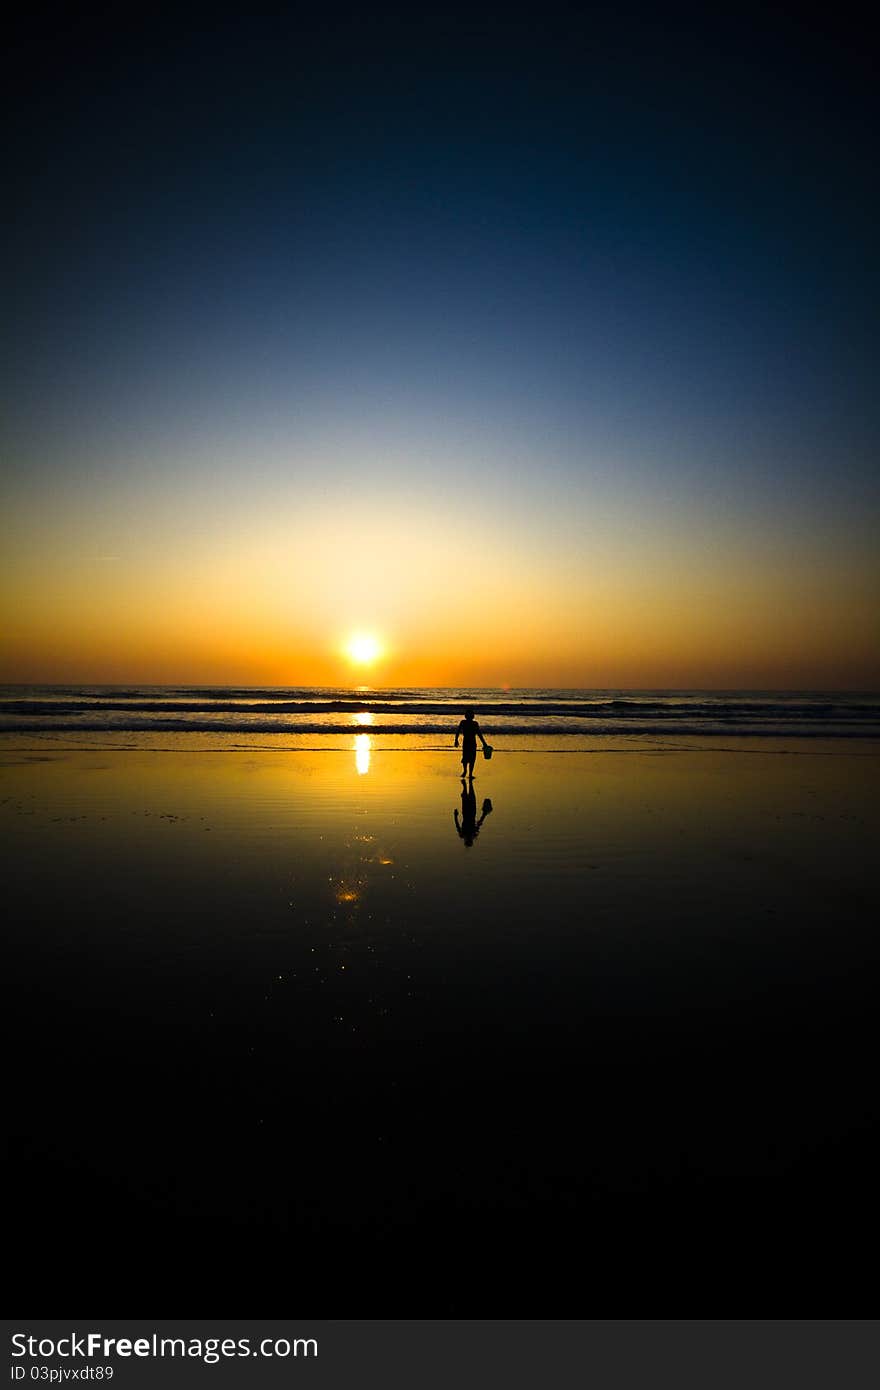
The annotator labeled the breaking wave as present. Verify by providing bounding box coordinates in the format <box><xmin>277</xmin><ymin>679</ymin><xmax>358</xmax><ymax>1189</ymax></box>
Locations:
<box><xmin>1</xmin><ymin>687</ymin><xmax>878</xmax><ymax>738</ymax></box>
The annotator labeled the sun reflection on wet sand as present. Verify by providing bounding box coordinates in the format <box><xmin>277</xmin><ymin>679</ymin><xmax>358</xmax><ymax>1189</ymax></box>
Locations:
<box><xmin>335</xmin><ymin>882</ymin><xmax>361</xmax><ymax>903</ymax></box>
<box><xmin>354</xmin><ymin>732</ymin><xmax>372</xmax><ymax>775</ymax></box>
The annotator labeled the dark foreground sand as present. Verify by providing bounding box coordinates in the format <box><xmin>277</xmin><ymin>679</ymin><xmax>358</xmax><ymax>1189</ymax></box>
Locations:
<box><xmin>4</xmin><ymin>741</ymin><xmax>878</xmax><ymax>1309</ymax></box>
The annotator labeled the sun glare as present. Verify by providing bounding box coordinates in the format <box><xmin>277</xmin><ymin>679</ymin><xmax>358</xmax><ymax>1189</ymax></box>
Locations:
<box><xmin>345</xmin><ymin>632</ymin><xmax>382</xmax><ymax>665</ymax></box>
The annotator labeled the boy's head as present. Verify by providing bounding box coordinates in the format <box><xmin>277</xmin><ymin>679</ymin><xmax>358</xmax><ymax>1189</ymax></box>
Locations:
<box><xmin>464</xmin><ymin>707</ymin><xmax>475</xmax><ymax>720</ymax></box>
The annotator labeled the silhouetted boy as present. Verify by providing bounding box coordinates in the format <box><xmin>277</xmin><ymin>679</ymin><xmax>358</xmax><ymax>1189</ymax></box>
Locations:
<box><xmin>454</xmin><ymin>707</ymin><xmax>489</xmax><ymax>780</ymax></box>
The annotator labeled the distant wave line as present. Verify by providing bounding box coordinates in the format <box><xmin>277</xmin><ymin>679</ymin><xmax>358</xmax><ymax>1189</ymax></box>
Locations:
<box><xmin>1</xmin><ymin>719</ymin><xmax>878</xmax><ymax>737</ymax></box>
<box><xmin>2</xmin><ymin>699</ymin><xmax>877</xmax><ymax>719</ymax></box>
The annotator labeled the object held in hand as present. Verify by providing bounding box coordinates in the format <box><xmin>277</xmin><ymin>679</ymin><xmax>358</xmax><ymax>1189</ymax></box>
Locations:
<box><xmin>483</xmin><ymin>743</ymin><xmax>493</xmax><ymax>760</ymax></box>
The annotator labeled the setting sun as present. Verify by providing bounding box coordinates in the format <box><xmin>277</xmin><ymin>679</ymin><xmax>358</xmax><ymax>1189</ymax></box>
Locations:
<box><xmin>345</xmin><ymin>632</ymin><xmax>382</xmax><ymax>666</ymax></box>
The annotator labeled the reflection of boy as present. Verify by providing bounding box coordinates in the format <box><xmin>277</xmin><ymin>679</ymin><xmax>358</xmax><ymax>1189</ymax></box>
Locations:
<box><xmin>454</xmin><ymin>791</ymin><xmax>493</xmax><ymax>847</ymax></box>
<box><xmin>454</xmin><ymin>707</ymin><xmax>488</xmax><ymax>779</ymax></box>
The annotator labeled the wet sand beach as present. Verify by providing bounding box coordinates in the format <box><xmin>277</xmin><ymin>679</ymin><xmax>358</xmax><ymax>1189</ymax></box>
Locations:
<box><xmin>4</xmin><ymin>739</ymin><xmax>878</xmax><ymax>1309</ymax></box>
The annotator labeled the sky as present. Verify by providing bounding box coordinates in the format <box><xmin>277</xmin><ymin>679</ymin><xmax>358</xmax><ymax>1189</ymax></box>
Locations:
<box><xmin>3</xmin><ymin>4</ymin><xmax>878</xmax><ymax>687</ymax></box>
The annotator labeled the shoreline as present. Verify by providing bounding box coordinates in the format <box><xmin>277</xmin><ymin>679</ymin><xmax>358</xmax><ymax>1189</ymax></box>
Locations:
<box><xmin>3</xmin><ymin>733</ymin><xmax>880</xmax><ymax>756</ymax></box>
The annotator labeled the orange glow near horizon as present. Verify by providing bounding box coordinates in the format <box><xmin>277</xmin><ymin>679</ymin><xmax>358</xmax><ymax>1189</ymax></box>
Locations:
<box><xmin>2</xmin><ymin>479</ymin><xmax>878</xmax><ymax>689</ymax></box>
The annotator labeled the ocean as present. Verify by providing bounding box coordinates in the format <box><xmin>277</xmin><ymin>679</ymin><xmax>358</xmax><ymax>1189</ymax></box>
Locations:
<box><xmin>2</xmin><ymin>685</ymin><xmax>879</xmax><ymax>741</ymax></box>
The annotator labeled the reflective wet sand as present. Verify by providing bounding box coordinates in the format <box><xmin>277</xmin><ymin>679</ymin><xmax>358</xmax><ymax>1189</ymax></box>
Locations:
<box><xmin>5</xmin><ymin>741</ymin><xmax>878</xmax><ymax>1309</ymax></box>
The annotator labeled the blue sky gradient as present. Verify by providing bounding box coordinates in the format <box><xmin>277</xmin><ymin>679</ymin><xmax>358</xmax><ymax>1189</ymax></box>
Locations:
<box><xmin>3</xmin><ymin>5</ymin><xmax>877</xmax><ymax>684</ymax></box>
